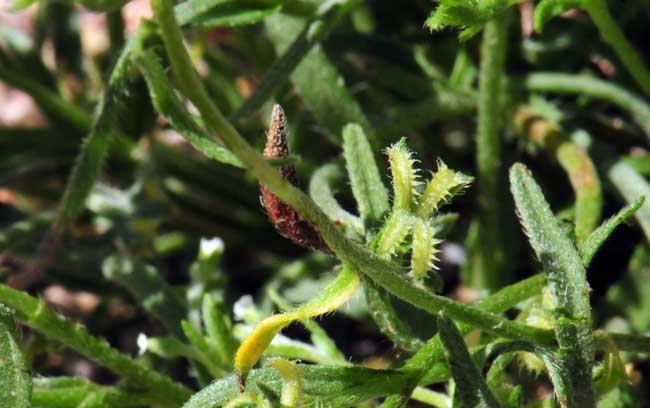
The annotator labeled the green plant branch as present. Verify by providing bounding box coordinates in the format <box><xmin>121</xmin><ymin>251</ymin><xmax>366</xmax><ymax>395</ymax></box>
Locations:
<box><xmin>389</xmin><ymin>272</ymin><xmax>548</xmax><ymax>403</ymax></box>
<box><xmin>470</xmin><ymin>13</ymin><xmax>510</xmax><ymax>290</ymax></box>
<box><xmin>0</xmin><ymin>285</ymin><xmax>192</xmax><ymax>405</ymax></box>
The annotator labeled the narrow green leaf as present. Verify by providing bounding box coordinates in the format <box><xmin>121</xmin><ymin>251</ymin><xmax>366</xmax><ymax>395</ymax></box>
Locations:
<box><xmin>342</xmin><ymin>123</ymin><xmax>390</xmax><ymax>229</ymax></box>
<box><xmin>579</xmin><ymin>197</ymin><xmax>645</xmax><ymax>267</ymax></box>
<box><xmin>425</xmin><ymin>0</ymin><xmax>513</xmax><ymax>40</ymax></box>
<box><xmin>510</xmin><ymin>163</ymin><xmax>591</xmax><ymax>324</ymax></box>
<box><xmin>54</xmin><ymin>27</ymin><xmax>151</xmax><ymax>230</ymax></box>
<box><xmin>437</xmin><ymin>314</ymin><xmax>501</xmax><ymax>408</ymax></box>
<box><xmin>608</xmin><ymin>161</ymin><xmax>650</xmax><ymax>243</ymax></box>
<box><xmin>135</xmin><ymin>50</ymin><xmax>244</xmax><ymax>168</ymax></box>
<box><xmin>141</xmin><ymin>336</ymin><xmax>203</xmax><ymax>362</ymax></box>
<box><xmin>181</xmin><ymin>320</ymin><xmax>225</xmax><ymax>377</ymax></box>
<box><xmin>265</xmin><ymin>6</ymin><xmax>376</xmax><ymax>145</ymax></box>
<box><xmin>469</xmin><ymin>12</ymin><xmax>510</xmax><ymax>291</ymax></box>
<box><xmin>202</xmin><ymin>294</ymin><xmax>238</xmax><ymax>367</ymax></box>
<box><xmin>230</xmin><ymin>0</ymin><xmax>353</xmax><ymax>122</ymax></box>
<box><xmin>0</xmin><ymin>305</ymin><xmax>30</xmax><ymax>408</ymax></box>
<box><xmin>309</xmin><ymin>162</ymin><xmax>364</xmax><ymax>236</ymax></box>
<box><xmin>509</xmin><ymin>162</ymin><xmax>594</xmax><ymax>407</ymax></box>
<box><xmin>32</xmin><ymin>377</ymin><xmax>97</xmax><ymax>408</ymax></box>
<box><xmin>103</xmin><ymin>255</ymin><xmax>187</xmax><ymax>339</ymax></box>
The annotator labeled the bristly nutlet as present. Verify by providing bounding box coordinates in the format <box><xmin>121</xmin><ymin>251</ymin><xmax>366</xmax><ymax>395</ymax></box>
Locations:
<box><xmin>260</xmin><ymin>104</ymin><xmax>331</xmax><ymax>254</ymax></box>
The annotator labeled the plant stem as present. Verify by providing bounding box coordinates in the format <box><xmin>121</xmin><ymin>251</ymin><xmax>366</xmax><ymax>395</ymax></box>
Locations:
<box><xmin>0</xmin><ymin>285</ymin><xmax>192</xmax><ymax>404</ymax></box>
<box><xmin>584</xmin><ymin>0</ymin><xmax>650</xmax><ymax>94</ymax></box>
<box><xmin>470</xmin><ymin>13</ymin><xmax>510</xmax><ymax>290</ymax></box>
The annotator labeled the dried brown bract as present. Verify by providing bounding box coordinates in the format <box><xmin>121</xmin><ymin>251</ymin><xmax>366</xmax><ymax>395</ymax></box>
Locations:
<box><xmin>260</xmin><ymin>105</ymin><xmax>331</xmax><ymax>253</ymax></box>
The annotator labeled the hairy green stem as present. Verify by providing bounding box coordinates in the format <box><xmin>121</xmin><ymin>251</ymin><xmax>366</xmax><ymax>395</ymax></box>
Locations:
<box><xmin>470</xmin><ymin>14</ymin><xmax>510</xmax><ymax>290</ymax></box>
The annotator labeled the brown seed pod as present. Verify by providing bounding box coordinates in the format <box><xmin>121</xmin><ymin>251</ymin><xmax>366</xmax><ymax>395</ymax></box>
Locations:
<box><xmin>260</xmin><ymin>105</ymin><xmax>331</xmax><ymax>254</ymax></box>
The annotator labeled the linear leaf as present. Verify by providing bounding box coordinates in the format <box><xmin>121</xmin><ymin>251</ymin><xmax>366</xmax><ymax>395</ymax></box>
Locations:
<box><xmin>608</xmin><ymin>161</ymin><xmax>650</xmax><ymax>243</ymax></box>
<box><xmin>54</xmin><ymin>27</ymin><xmax>152</xmax><ymax>229</ymax></box>
<box><xmin>509</xmin><ymin>162</ymin><xmax>594</xmax><ymax>407</ymax></box>
<box><xmin>0</xmin><ymin>305</ymin><xmax>30</xmax><ymax>408</ymax></box>
<box><xmin>309</xmin><ymin>162</ymin><xmax>364</xmax><ymax>236</ymax></box>
<box><xmin>230</xmin><ymin>0</ymin><xmax>353</xmax><ymax>121</ymax></box>
<box><xmin>234</xmin><ymin>264</ymin><xmax>360</xmax><ymax>377</ymax></box>
<box><xmin>265</xmin><ymin>5</ymin><xmax>376</xmax><ymax>145</ymax></box>
<box><xmin>135</xmin><ymin>51</ymin><xmax>244</xmax><ymax>168</ymax></box>
<box><xmin>342</xmin><ymin>123</ymin><xmax>390</xmax><ymax>229</ymax></box>
<box><xmin>437</xmin><ymin>314</ymin><xmax>501</xmax><ymax>408</ymax></box>
<box><xmin>579</xmin><ymin>197</ymin><xmax>645</xmax><ymax>267</ymax></box>
<box><xmin>102</xmin><ymin>255</ymin><xmax>188</xmax><ymax>339</ymax></box>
